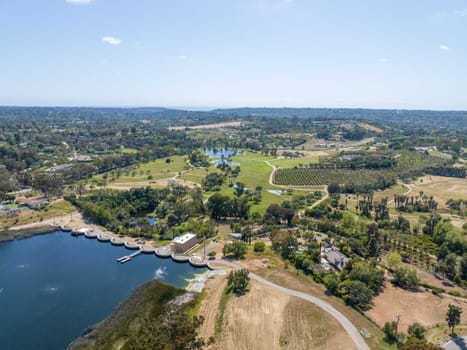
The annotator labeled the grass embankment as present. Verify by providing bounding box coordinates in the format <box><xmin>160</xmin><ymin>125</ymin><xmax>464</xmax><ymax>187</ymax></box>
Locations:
<box><xmin>215</xmin><ymin>288</ymin><xmax>232</xmax><ymax>335</ymax></box>
<box><xmin>0</xmin><ymin>199</ymin><xmax>74</xmax><ymax>230</ymax></box>
<box><xmin>68</xmin><ymin>280</ymin><xmax>184</xmax><ymax>350</ymax></box>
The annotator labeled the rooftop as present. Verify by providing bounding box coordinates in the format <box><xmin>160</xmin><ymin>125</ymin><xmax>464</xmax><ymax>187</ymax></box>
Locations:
<box><xmin>172</xmin><ymin>233</ymin><xmax>197</xmax><ymax>244</ymax></box>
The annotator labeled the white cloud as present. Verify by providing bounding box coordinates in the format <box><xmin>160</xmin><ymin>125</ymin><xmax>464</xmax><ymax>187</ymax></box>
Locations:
<box><xmin>439</xmin><ymin>44</ymin><xmax>449</xmax><ymax>51</ymax></box>
<box><xmin>102</xmin><ymin>36</ymin><xmax>122</xmax><ymax>46</ymax></box>
<box><xmin>378</xmin><ymin>57</ymin><xmax>390</xmax><ymax>64</ymax></box>
<box><xmin>178</xmin><ymin>55</ymin><xmax>188</xmax><ymax>60</ymax></box>
<box><xmin>65</xmin><ymin>0</ymin><xmax>94</xmax><ymax>4</ymax></box>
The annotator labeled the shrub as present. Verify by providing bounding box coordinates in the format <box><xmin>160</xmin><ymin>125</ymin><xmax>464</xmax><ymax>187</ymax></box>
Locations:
<box><xmin>253</xmin><ymin>241</ymin><xmax>266</xmax><ymax>252</ymax></box>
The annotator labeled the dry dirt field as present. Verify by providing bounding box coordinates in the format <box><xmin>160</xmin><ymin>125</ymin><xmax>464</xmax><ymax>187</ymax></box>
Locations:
<box><xmin>169</xmin><ymin>121</ymin><xmax>244</xmax><ymax>130</ymax></box>
<box><xmin>409</xmin><ymin>176</ymin><xmax>467</xmax><ymax>209</ymax></box>
<box><xmin>104</xmin><ymin>178</ymin><xmax>200</xmax><ymax>191</ymax></box>
<box><xmin>215</xmin><ymin>280</ymin><xmax>357</xmax><ymax>350</ymax></box>
<box><xmin>198</xmin><ymin>273</ymin><xmax>228</xmax><ymax>342</ymax></box>
<box><xmin>366</xmin><ymin>281</ymin><xmax>467</xmax><ymax>332</ymax></box>
<box><xmin>197</xmin><ymin>258</ymin><xmax>379</xmax><ymax>349</ymax></box>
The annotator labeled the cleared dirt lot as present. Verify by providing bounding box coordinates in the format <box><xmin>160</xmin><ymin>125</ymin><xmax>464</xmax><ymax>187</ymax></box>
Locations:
<box><xmin>366</xmin><ymin>282</ymin><xmax>467</xmax><ymax>332</ymax></box>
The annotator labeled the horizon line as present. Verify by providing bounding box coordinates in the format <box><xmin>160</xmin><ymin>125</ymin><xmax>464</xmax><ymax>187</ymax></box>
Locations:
<box><xmin>1</xmin><ymin>105</ymin><xmax>467</xmax><ymax>113</ymax></box>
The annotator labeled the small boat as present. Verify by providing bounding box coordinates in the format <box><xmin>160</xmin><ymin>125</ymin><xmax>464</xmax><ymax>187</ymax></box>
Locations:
<box><xmin>0</xmin><ymin>288</ymin><xmax>4</xmax><ymax>294</ymax></box>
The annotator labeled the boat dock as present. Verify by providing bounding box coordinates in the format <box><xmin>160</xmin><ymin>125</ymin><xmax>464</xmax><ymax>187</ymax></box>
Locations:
<box><xmin>116</xmin><ymin>250</ymin><xmax>142</xmax><ymax>264</ymax></box>
<box><xmin>63</xmin><ymin>227</ymin><xmax>211</xmax><ymax>268</ymax></box>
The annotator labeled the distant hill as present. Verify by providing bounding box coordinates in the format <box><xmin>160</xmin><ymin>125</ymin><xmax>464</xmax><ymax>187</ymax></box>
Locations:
<box><xmin>212</xmin><ymin>107</ymin><xmax>467</xmax><ymax>130</ymax></box>
<box><xmin>0</xmin><ymin>106</ymin><xmax>465</xmax><ymax>130</ymax></box>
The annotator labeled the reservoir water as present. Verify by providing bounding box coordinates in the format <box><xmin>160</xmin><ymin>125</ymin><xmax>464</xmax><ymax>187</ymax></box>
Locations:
<box><xmin>0</xmin><ymin>231</ymin><xmax>205</xmax><ymax>350</ymax></box>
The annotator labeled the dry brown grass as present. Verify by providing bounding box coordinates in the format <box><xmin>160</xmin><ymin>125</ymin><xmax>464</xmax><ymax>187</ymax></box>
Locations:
<box><xmin>366</xmin><ymin>281</ymin><xmax>467</xmax><ymax>332</ymax></box>
<box><xmin>409</xmin><ymin>176</ymin><xmax>467</xmax><ymax>209</ymax></box>
<box><xmin>215</xmin><ymin>280</ymin><xmax>357</xmax><ymax>350</ymax></box>
<box><xmin>169</xmin><ymin>121</ymin><xmax>244</xmax><ymax>130</ymax></box>
<box><xmin>198</xmin><ymin>273</ymin><xmax>228</xmax><ymax>342</ymax></box>
<box><xmin>281</xmin><ymin>298</ymin><xmax>358</xmax><ymax>350</ymax></box>
<box><xmin>359</xmin><ymin>123</ymin><xmax>383</xmax><ymax>133</ymax></box>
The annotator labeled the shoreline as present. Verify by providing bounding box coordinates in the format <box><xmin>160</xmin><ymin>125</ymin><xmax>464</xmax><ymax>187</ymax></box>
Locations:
<box><xmin>2</xmin><ymin>212</ymin><xmax>214</xmax><ymax>270</ymax></box>
<box><xmin>0</xmin><ymin>225</ymin><xmax>59</xmax><ymax>243</ymax></box>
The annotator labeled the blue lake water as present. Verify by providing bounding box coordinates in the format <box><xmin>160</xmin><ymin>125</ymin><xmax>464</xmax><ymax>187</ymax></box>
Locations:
<box><xmin>204</xmin><ymin>148</ymin><xmax>237</xmax><ymax>158</ymax></box>
<box><xmin>212</xmin><ymin>159</ymin><xmax>240</xmax><ymax>167</ymax></box>
<box><xmin>0</xmin><ymin>231</ymin><xmax>205</xmax><ymax>350</ymax></box>
<box><xmin>133</xmin><ymin>216</ymin><xmax>157</xmax><ymax>227</ymax></box>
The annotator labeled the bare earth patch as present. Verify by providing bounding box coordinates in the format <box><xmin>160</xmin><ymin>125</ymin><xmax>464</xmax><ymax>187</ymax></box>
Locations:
<box><xmin>366</xmin><ymin>282</ymin><xmax>467</xmax><ymax>332</ymax></box>
<box><xmin>169</xmin><ymin>121</ymin><xmax>245</xmax><ymax>130</ymax></box>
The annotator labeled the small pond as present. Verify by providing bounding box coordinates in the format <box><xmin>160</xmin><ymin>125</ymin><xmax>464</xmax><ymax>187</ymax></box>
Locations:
<box><xmin>204</xmin><ymin>148</ymin><xmax>238</xmax><ymax>158</ymax></box>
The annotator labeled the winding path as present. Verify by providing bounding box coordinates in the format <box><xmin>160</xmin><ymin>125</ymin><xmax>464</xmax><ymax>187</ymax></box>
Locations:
<box><xmin>211</xmin><ymin>260</ymin><xmax>370</xmax><ymax>350</ymax></box>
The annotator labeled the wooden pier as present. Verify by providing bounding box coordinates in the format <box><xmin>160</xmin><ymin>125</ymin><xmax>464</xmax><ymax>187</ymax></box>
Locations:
<box><xmin>116</xmin><ymin>250</ymin><xmax>142</xmax><ymax>264</ymax></box>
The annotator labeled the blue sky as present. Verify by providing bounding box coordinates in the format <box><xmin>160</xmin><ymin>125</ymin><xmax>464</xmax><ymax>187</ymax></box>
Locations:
<box><xmin>1</xmin><ymin>0</ymin><xmax>467</xmax><ymax>109</ymax></box>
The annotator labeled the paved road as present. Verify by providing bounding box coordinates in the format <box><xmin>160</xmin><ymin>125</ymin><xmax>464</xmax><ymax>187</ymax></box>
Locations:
<box><xmin>212</xmin><ymin>260</ymin><xmax>370</xmax><ymax>350</ymax></box>
<box><xmin>444</xmin><ymin>336</ymin><xmax>467</xmax><ymax>350</ymax></box>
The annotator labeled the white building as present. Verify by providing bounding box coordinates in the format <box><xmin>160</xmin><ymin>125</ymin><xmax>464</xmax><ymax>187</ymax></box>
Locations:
<box><xmin>172</xmin><ymin>233</ymin><xmax>197</xmax><ymax>253</ymax></box>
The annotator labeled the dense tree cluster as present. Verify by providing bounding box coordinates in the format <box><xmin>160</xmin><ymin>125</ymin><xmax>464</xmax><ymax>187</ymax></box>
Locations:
<box><xmin>227</xmin><ymin>269</ymin><xmax>250</xmax><ymax>295</ymax></box>
<box><xmin>323</xmin><ymin>260</ymin><xmax>384</xmax><ymax>310</ymax></box>
<box><xmin>206</xmin><ymin>193</ymin><xmax>250</xmax><ymax>220</ymax></box>
<box><xmin>68</xmin><ymin>186</ymin><xmax>205</xmax><ymax>237</ymax></box>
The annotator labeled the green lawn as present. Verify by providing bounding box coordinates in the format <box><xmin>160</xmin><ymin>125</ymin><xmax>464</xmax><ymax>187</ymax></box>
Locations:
<box><xmin>121</xmin><ymin>148</ymin><xmax>139</xmax><ymax>154</ymax></box>
<box><xmin>178</xmin><ymin>167</ymin><xmax>220</xmax><ymax>183</ymax></box>
<box><xmin>270</xmin><ymin>156</ymin><xmax>319</xmax><ymax>168</ymax></box>
<box><xmin>373</xmin><ymin>184</ymin><xmax>408</xmax><ymax>202</ymax></box>
<box><xmin>223</xmin><ymin>151</ymin><xmax>290</xmax><ymax>214</ymax></box>
<box><xmin>429</xmin><ymin>149</ymin><xmax>452</xmax><ymax>159</ymax></box>
<box><xmin>93</xmin><ymin>155</ymin><xmax>189</xmax><ymax>183</ymax></box>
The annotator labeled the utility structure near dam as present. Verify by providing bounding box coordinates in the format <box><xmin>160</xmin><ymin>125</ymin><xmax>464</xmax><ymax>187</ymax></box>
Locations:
<box><xmin>172</xmin><ymin>233</ymin><xmax>197</xmax><ymax>253</ymax></box>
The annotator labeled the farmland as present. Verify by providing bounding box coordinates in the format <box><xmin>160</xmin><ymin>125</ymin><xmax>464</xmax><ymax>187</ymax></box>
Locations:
<box><xmin>274</xmin><ymin>168</ymin><xmax>385</xmax><ymax>187</ymax></box>
<box><xmin>273</xmin><ymin>151</ymin><xmax>447</xmax><ymax>190</ymax></box>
